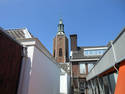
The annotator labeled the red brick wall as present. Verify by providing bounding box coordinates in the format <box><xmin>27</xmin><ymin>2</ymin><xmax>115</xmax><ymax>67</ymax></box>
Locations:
<box><xmin>70</xmin><ymin>34</ymin><xmax>77</xmax><ymax>51</ymax></box>
<box><xmin>53</xmin><ymin>35</ymin><xmax>69</xmax><ymax>63</ymax></box>
<box><xmin>72</xmin><ymin>63</ymin><xmax>79</xmax><ymax>77</ymax></box>
<box><xmin>0</xmin><ymin>30</ymin><xmax>23</xmax><ymax>94</ymax></box>
<box><xmin>72</xmin><ymin>63</ymin><xmax>88</xmax><ymax>78</ymax></box>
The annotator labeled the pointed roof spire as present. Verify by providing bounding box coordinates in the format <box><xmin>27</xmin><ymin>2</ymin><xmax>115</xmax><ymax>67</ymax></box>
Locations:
<box><xmin>57</xmin><ymin>18</ymin><xmax>65</xmax><ymax>35</ymax></box>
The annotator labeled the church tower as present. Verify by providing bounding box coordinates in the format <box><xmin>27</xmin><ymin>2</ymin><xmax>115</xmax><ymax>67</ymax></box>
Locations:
<box><xmin>53</xmin><ymin>19</ymin><xmax>69</xmax><ymax>63</ymax></box>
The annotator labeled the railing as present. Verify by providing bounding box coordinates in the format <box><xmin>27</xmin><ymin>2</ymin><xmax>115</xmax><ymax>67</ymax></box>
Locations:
<box><xmin>87</xmin><ymin>28</ymin><xmax>125</xmax><ymax>81</ymax></box>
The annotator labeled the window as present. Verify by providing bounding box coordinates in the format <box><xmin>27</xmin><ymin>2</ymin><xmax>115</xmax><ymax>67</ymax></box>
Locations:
<box><xmin>59</xmin><ymin>38</ymin><xmax>62</xmax><ymax>40</ymax></box>
<box><xmin>66</xmin><ymin>49</ymin><xmax>68</xmax><ymax>58</ymax></box>
<box><xmin>53</xmin><ymin>50</ymin><xmax>55</xmax><ymax>57</ymax></box>
<box><xmin>80</xmin><ymin>64</ymin><xmax>86</xmax><ymax>74</ymax></box>
<box><xmin>84</xmin><ymin>49</ymin><xmax>106</xmax><ymax>56</ymax></box>
<box><xmin>80</xmin><ymin>62</ymin><xmax>95</xmax><ymax>74</ymax></box>
<box><xmin>88</xmin><ymin>64</ymin><xmax>94</xmax><ymax>73</ymax></box>
<box><xmin>59</xmin><ymin>48</ymin><xmax>62</xmax><ymax>56</ymax></box>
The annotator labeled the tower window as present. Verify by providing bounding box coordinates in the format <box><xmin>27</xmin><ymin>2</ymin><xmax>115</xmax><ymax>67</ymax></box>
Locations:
<box><xmin>66</xmin><ymin>49</ymin><xmax>68</xmax><ymax>58</ymax></box>
<box><xmin>59</xmin><ymin>48</ymin><xmax>62</xmax><ymax>57</ymax></box>
<box><xmin>53</xmin><ymin>50</ymin><xmax>55</xmax><ymax>57</ymax></box>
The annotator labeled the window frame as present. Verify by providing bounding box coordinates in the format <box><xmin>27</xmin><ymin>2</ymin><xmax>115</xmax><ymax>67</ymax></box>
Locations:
<box><xmin>59</xmin><ymin>48</ymin><xmax>63</xmax><ymax>57</ymax></box>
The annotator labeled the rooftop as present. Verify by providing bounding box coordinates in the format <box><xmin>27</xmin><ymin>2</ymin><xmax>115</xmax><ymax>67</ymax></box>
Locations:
<box><xmin>5</xmin><ymin>28</ymin><xmax>33</xmax><ymax>39</ymax></box>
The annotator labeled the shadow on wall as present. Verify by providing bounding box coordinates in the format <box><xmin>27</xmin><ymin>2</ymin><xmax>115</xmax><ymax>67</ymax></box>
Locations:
<box><xmin>18</xmin><ymin>57</ymin><xmax>32</xmax><ymax>94</ymax></box>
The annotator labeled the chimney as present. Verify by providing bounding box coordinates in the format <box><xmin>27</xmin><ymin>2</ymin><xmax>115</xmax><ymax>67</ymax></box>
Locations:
<box><xmin>70</xmin><ymin>34</ymin><xmax>77</xmax><ymax>51</ymax></box>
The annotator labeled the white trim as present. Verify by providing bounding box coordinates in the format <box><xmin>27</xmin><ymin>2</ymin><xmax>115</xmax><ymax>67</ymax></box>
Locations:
<box><xmin>84</xmin><ymin>47</ymin><xmax>108</xmax><ymax>51</ymax></box>
<box><xmin>23</xmin><ymin>28</ymin><xmax>32</xmax><ymax>38</ymax></box>
<box><xmin>18</xmin><ymin>38</ymin><xmax>60</xmax><ymax>67</ymax></box>
<box><xmin>70</xmin><ymin>51</ymin><xmax>73</xmax><ymax>56</ymax></box>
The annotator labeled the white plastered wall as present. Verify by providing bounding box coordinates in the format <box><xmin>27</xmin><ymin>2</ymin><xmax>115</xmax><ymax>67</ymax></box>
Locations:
<box><xmin>60</xmin><ymin>69</ymin><xmax>70</xmax><ymax>94</ymax></box>
<box><xmin>18</xmin><ymin>39</ymin><xmax>60</xmax><ymax>94</ymax></box>
<box><xmin>28</xmin><ymin>46</ymin><xmax>60</xmax><ymax>94</ymax></box>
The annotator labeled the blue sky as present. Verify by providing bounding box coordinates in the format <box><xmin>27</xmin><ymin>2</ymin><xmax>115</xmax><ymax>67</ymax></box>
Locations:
<box><xmin>0</xmin><ymin>0</ymin><xmax>125</xmax><ymax>53</ymax></box>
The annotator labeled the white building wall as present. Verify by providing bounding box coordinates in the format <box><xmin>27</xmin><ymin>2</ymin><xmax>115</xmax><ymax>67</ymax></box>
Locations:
<box><xmin>28</xmin><ymin>46</ymin><xmax>60</xmax><ymax>94</ymax></box>
<box><xmin>60</xmin><ymin>69</ymin><xmax>70</xmax><ymax>94</ymax></box>
<box><xmin>67</xmin><ymin>74</ymin><xmax>71</xmax><ymax>94</ymax></box>
<box><xmin>18</xmin><ymin>39</ymin><xmax>60</xmax><ymax>94</ymax></box>
<box><xmin>18</xmin><ymin>46</ymin><xmax>35</xmax><ymax>94</ymax></box>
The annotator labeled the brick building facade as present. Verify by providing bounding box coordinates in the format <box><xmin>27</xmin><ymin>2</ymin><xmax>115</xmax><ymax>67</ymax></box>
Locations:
<box><xmin>70</xmin><ymin>34</ymin><xmax>108</xmax><ymax>94</ymax></box>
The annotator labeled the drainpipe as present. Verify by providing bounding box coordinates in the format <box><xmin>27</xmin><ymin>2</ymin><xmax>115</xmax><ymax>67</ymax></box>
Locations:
<box><xmin>17</xmin><ymin>47</ymin><xmax>28</xmax><ymax>94</ymax></box>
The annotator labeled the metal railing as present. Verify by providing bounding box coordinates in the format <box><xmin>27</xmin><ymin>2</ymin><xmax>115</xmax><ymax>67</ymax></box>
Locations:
<box><xmin>87</xmin><ymin>28</ymin><xmax>125</xmax><ymax>81</ymax></box>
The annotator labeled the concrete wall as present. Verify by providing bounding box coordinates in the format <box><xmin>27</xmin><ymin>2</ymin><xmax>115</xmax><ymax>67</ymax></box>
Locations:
<box><xmin>18</xmin><ymin>38</ymin><xmax>60</xmax><ymax>94</ymax></box>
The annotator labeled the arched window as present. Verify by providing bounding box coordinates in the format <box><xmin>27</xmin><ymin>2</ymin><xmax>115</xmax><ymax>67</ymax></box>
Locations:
<box><xmin>59</xmin><ymin>48</ymin><xmax>62</xmax><ymax>56</ymax></box>
<box><xmin>53</xmin><ymin>50</ymin><xmax>55</xmax><ymax>57</ymax></box>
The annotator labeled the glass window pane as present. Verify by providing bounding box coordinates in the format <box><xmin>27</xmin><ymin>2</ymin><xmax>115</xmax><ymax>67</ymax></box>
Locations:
<box><xmin>84</xmin><ymin>49</ymin><xmax>106</xmax><ymax>56</ymax></box>
<box><xmin>88</xmin><ymin>64</ymin><xmax>94</xmax><ymax>73</ymax></box>
<box><xmin>80</xmin><ymin>64</ymin><xmax>86</xmax><ymax>74</ymax></box>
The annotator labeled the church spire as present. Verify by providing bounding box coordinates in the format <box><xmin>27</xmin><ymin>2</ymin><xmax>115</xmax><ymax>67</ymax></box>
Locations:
<box><xmin>57</xmin><ymin>19</ymin><xmax>65</xmax><ymax>35</ymax></box>
<box><xmin>53</xmin><ymin>19</ymin><xmax>69</xmax><ymax>63</ymax></box>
